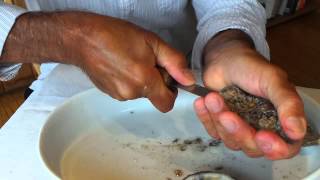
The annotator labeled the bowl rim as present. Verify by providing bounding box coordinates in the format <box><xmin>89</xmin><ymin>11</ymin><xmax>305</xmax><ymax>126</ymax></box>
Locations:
<box><xmin>39</xmin><ymin>88</ymin><xmax>98</xmax><ymax>178</ymax></box>
<box><xmin>39</xmin><ymin>88</ymin><xmax>320</xmax><ymax>178</ymax></box>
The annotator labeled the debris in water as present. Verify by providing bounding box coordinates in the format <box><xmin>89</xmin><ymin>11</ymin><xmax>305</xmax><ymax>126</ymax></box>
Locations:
<box><xmin>174</xmin><ymin>169</ymin><xmax>184</xmax><ymax>177</ymax></box>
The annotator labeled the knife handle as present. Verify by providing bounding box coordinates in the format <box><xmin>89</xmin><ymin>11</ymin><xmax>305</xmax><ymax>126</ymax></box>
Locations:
<box><xmin>157</xmin><ymin>67</ymin><xmax>177</xmax><ymax>88</ymax></box>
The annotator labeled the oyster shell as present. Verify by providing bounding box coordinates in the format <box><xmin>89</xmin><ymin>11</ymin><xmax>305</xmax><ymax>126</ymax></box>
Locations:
<box><xmin>220</xmin><ymin>85</ymin><xmax>319</xmax><ymax>144</ymax></box>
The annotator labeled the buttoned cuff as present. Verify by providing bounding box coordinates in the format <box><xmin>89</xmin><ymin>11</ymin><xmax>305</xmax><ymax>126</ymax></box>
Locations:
<box><xmin>0</xmin><ymin>3</ymin><xmax>26</xmax><ymax>81</ymax></box>
<box><xmin>0</xmin><ymin>63</ymin><xmax>22</xmax><ymax>81</ymax></box>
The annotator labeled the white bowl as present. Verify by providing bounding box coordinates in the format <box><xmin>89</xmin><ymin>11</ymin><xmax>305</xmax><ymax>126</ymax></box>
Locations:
<box><xmin>40</xmin><ymin>88</ymin><xmax>320</xmax><ymax>180</ymax></box>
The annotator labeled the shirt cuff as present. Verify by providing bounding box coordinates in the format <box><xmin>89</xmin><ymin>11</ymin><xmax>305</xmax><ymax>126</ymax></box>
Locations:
<box><xmin>191</xmin><ymin>2</ymin><xmax>270</xmax><ymax>70</ymax></box>
<box><xmin>0</xmin><ymin>3</ymin><xmax>26</xmax><ymax>81</ymax></box>
<box><xmin>0</xmin><ymin>2</ymin><xmax>27</xmax><ymax>55</ymax></box>
<box><xmin>0</xmin><ymin>63</ymin><xmax>22</xmax><ymax>81</ymax></box>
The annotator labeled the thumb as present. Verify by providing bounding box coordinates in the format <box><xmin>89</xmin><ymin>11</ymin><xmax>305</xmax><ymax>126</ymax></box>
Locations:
<box><xmin>144</xmin><ymin>67</ymin><xmax>178</xmax><ymax>112</ymax></box>
<box><xmin>146</xmin><ymin>33</ymin><xmax>195</xmax><ymax>86</ymax></box>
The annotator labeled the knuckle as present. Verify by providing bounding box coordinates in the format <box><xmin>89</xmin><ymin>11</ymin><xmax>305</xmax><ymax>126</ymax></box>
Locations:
<box><xmin>210</xmin><ymin>132</ymin><xmax>220</xmax><ymax>140</ymax></box>
<box><xmin>242</xmin><ymin>144</ymin><xmax>263</xmax><ymax>157</ymax></box>
<box><xmin>114</xmin><ymin>79</ymin><xmax>143</xmax><ymax>100</ymax></box>
<box><xmin>112</xmin><ymin>94</ymin><xmax>126</xmax><ymax>101</ymax></box>
<box><xmin>223</xmin><ymin>139</ymin><xmax>241</xmax><ymax>151</ymax></box>
<box><xmin>203</xmin><ymin>66</ymin><xmax>227</xmax><ymax>90</ymax></box>
<box><xmin>97</xmin><ymin>83</ymin><xmax>126</xmax><ymax>101</ymax></box>
<box><xmin>246</xmin><ymin>151</ymin><xmax>263</xmax><ymax>158</ymax></box>
<box><xmin>201</xmin><ymin>117</ymin><xmax>213</xmax><ymax>125</ymax></box>
<box><xmin>171</xmin><ymin>51</ymin><xmax>185</xmax><ymax>64</ymax></box>
<box><xmin>144</xmin><ymin>31</ymin><xmax>160</xmax><ymax>45</ymax></box>
<box><xmin>276</xmin><ymin>68</ymin><xmax>288</xmax><ymax>79</ymax></box>
<box><xmin>128</xmin><ymin>66</ymin><xmax>154</xmax><ymax>97</ymax></box>
<box><xmin>287</xmin><ymin>96</ymin><xmax>304</xmax><ymax>108</ymax></box>
<box><xmin>161</xmin><ymin>105</ymin><xmax>173</xmax><ymax>113</ymax></box>
<box><xmin>268</xmin><ymin>65</ymin><xmax>288</xmax><ymax>80</ymax></box>
<box><xmin>119</xmin><ymin>90</ymin><xmax>138</xmax><ymax>100</ymax></box>
<box><xmin>132</xmin><ymin>65</ymin><xmax>149</xmax><ymax>86</ymax></box>
<box><xmin>117</xmin><ymin>85</ymin><xmax>140</xmax><ymax>100</ymax></box>
<box><xmin>226</xmin><ymin>144</ymin><xmax>241</xmax><ymax>151</ymax></box>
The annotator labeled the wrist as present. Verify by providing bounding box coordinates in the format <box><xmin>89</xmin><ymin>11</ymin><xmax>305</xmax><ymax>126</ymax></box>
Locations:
<box><xmin>203</xmin><ymin>30</ymin><xmax>256</xmax><ymax>67</ymax></box>
<box><xmin>52</xmin><ymin>11</ymin><xmax>92</xmax><ymax>66</ymax></box>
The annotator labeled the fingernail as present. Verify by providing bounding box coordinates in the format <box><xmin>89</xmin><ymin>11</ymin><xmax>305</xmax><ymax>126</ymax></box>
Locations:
<box><xmin>207</xmin><ymin>96</ymin><xmax>222</xmax><ymax>113</ymax></box>
<box><xmin>220</xmin><ymin>119</ymin><xmax>237</xmax><ymax>133</ymax></box>
<box><xmin>286</xmin><ymin>117</ymin><xmax>306</xmax><ymax>136</ymax></box>
<box><xmin>258</xmin><ymin>140</ymin><xmax>273</xmax><ymax>153</ymax></box>
<box><xmin>183</xmin><ymin>69</ymin><xmax>195</xmax><ymax>82</ymax></box>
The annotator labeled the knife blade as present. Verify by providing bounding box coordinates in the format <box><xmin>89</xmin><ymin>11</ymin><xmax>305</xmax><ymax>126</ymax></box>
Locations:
<box><xmin>158</xmin><ymin>67</ymin><xmax>213</xmax><ymax>97</ymax></box>
<box><xmin>175</xmin><ymin>84</ymin><xmax>211</xmax><ymax>97</ymax></box>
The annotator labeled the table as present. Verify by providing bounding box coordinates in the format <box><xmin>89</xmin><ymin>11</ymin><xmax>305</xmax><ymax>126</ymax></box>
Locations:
<box><xmin>0</xmin><ymin>90</ymin><xmax>64</xmax><ymax>180</ymax></box>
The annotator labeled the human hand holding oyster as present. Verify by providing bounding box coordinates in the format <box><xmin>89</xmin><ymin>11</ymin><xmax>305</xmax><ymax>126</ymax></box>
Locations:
<box><xmin>194</xmin><ymin>30</ymin><xmax>308</xmax><ymax>160</ymax></box>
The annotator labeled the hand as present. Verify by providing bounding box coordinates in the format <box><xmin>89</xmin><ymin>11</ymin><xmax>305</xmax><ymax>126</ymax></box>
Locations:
<box><xmin>1</xmin><ymin>11</ymin><xmax>195</xmax><ymax>112</ymax></box>
<box><xmin>193</xmin><ymin>30</ymin><xmax>306</xmax><ymax>160</ymax></box>
<box><xmin>72</xmin><ymin>12</ymin><xmax>196</xmax><ymax>112</ymax></box>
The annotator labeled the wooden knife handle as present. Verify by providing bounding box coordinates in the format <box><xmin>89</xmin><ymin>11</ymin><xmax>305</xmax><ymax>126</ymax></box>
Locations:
<box><xmin>157</xmin><ymin>67</ymin><xmax>177</xmax><ymax>87</ymax></box>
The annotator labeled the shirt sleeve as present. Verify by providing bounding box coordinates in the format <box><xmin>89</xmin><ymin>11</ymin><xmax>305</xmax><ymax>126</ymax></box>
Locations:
<box><xmin>0</xmin><ymin>2</ymin><xmax>27</xmax><ymax>81</ymax></box>
<box><xmin>191</xmin><ymin>0</ymin><xmax>270</xmax><ymax>70</ymax></box>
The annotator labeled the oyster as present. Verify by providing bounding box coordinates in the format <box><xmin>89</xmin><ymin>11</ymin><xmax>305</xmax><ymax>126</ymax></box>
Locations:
<box><xmin>220</xmin><ymin>85</ymin><xmax>319</xmax><ymax>144</ymax></box>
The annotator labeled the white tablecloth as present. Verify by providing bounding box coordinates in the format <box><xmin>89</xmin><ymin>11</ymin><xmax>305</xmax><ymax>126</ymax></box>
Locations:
<box><xmin>0</xmin><ymin>90</ymin><xmax>64</xmax><ymax>180</ymax></box>
<box><xmin>0</xmin><ymin>64</ymin><xmax>93</xmax><ymax>180</ymax></box>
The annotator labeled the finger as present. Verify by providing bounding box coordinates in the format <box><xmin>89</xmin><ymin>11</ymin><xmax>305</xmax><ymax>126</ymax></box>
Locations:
<box><xmin>203</xmin><ymin>92</ymin><xmax>230</xmax><ymax>138</ymax></box>
<box><xmin>204</xmin><ymin>93</ymin><xmax>263</xmax><ymax>156</ymax></box>
<box><xmin>204</xmin><ymin>92</ymin><xmax>225</xmax><ymax>114</ymax></box>
<box><xmin>217</xmin><ymin>56</ymin><xmax>305</xmax><ymax>156</ymax></box>
<box><xmin>256</xmin><ymin>130</ymin><xmax>302</xmax><ymax>160</ymax></box>
<box><xmin>220</xmin><ymin>55</ymin><xmax>306</xmax><ymax>141</ymax></box>
<box><xmin>203</xmin><ymin>63</ymin><xmax>230</xmax><ymax>91</ymax></box>
<box><xmin>260</xmin><ymin>67</ymin><xmax>307</xmax><ymax>140</ymax></box>
<box><xmin>113</xmin><ymin>79</ymin><xmax>142</xmax><ymax>100</ymax></box>
<box><xmin>86</xmin><ymin>69</ymin><xmax>125</xmax><ymax>101</ymax></box>
<box><xmin>145</xmin><ymin>67</ymin><xmax>178</xmax><ymax>112</ymax></box>
<box><xmin>194</xmin><ymin>97</ymin><xmax>220</xmax><ymax>139</ymax></box>
<box><xmin>203</xmin><ymin>93</ymin><xmax>240</xmax><ymax>150</ymax></box>
<box><xmin>145</xmin><ymin>33</ymin><xmax>195</xmax><ymax>86</ymax></box>
<box><xmin>217</xmin><ymin>111</ymin><xmax>263</xmax><ymax>157</ymax></box>
<box><xmin>223</xmin><ymin>56</ymin><xmax>306</xmax><ymax>145</ymax></box>
<box><xmin>214</xmin><ymin>123</ymin><xmax>241</xmax><ymax>151</ymax></box>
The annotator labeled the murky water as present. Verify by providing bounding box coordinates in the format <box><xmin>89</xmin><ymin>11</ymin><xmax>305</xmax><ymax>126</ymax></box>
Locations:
<box><xmin>60</xmin><ymin>128</ymin><xmax>225</xmax><ymax>180</ymax></box>
<box><xmin>60</xmin><ymin>126</ymin><xmax>314</xmax><ymax>180</ymax></box>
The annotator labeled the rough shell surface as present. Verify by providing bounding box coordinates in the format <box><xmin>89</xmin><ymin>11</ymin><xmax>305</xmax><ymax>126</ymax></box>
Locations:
<box><xmin>219</xmin><ymin>85</ymin><xmax>319</xmax><ymax>144</ymax></box>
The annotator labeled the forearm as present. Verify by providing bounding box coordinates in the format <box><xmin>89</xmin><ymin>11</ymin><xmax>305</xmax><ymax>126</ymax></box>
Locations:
<box><xmin>0</xmin><ymin>11</ymin><xmax>88</xmax><ymax>65</ymax></box>
<box><xmin>203</xmin><ymin>30</ymin><xmax>256</xmax><ymax>66</ymax></box>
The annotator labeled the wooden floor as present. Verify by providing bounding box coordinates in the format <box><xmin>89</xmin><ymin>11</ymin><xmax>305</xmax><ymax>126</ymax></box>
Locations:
<box><xmin>0</xmin><ymin>88</ymin><xmax>25</xmax><ymax>127</ymax></box>
<box><xmin>1</xmin><ymin>10</ymin><xmax>320</xmax><ymax>127</ymax></box>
